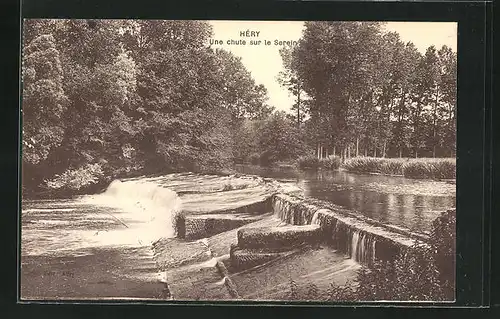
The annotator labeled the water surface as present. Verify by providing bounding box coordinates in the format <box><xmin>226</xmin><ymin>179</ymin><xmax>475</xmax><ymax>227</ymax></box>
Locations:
<box><xmin>234</xmin><ymin>164</ymin><xmax>456</xmax><ymax>233</ymax></box>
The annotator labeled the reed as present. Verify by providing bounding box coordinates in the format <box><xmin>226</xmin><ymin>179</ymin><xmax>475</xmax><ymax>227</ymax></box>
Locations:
<box><xmin>342</xmin><ymin>157</ymin><xmax>456</xmax><ymax>179</ymax></box>
<box><xmin>297</xmin><ymin>155</ymin><xmax>341</xmax><ymax>170</ymax></box>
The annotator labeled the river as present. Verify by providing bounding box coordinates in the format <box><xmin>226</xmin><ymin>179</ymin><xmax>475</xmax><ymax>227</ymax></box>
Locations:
<box><xmin>20</xmin><ymin>170</ymin><xmax>455</xmax><ymax>300</ymax></box>
<box><xmin>234</xmin><ymin>164</ymin><xmax>456</xmax><ymax>234</ymax></box>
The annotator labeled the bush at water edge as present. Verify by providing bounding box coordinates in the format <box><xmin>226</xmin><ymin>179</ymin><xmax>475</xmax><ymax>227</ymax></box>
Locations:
<box><xmin>342</xmin><ymin>157</ymin><xmax>456</xmax><ymax>179</ymax></box>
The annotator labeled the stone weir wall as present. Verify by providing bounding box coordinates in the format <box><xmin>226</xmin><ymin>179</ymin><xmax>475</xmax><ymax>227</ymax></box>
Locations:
<box><xmin>270</xmin><ymin>194</ymin><xmax>429</xmax><ymax>266</ymax></box>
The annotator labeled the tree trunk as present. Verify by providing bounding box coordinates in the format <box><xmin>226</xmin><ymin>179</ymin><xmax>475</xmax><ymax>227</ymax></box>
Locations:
<box><xmin>325</xmin><ymin>147</ymin><xmax>329</xmax><ymax>158</ymax></box>
<box><xmin>382</xmin><ymin>140</ymin><xmax>387</xmax><ymax>158</ymax></box>
<box><xmin>347</xmin><ymin>145</ymin><xmax>351</xmax><ymax>158</ymax></box>
<box><xmin>317</xmin><ymin>143</ymin><xmax>320</xmax><ymax>159</ymax></box>
<box><xmin>374</xmin><ymin>147</ymin><xmax>377</xmax><ymax>158</ymax></box>
<box><xmin>333</xmin><ymin>146</ymin><xmax>336</xmax><ymax>157</ymax></box>
<box><xmin>399</xmin><ymin>148</ymin><xmax>402</xmax><ymax>158</ymax></box>
<box><xmin>355</xmin><ymin>137</ymin><xmax>359</xmax><ymax>157</ymax></box>
<box><xmin>297</xmin><ymin>87</ymin><xmax>301</xmax><ymax>129</ymax></box>
<box><xmin>433</xmin><ymin>85</ymin><xmax>439</xmax><ymax>158</ymax></box>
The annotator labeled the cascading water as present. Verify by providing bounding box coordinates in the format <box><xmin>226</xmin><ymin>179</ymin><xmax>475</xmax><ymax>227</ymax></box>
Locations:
<box><xmin>351</xmin><ymin>230</ymin><xmax>360</xmax><ymax>261</ymax></box>
<box><xmin>274</xmin><ymin>195</ymin><xmax>383</xmax><ymax>266</ymax></box>
<box><xmin>82</xmin><ymin>179</ymin><xmax>182</xmax><ymax>246</ymax></box>
<box><xmin>310</xmin><ymin>211</ymin><xmax>320</xmax><ymax>225</ymax></box>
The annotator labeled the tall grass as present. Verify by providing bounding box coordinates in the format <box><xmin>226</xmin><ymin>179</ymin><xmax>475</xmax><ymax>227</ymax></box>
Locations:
<box><xmin>297</xmin><ymin>155</ymin><xmax>341</xmax><ymax>170</ymax></box>
<box><xmin>342</xmin><ymin>157</ymin><xmax>456</xmax><ymax>179</ymax></box>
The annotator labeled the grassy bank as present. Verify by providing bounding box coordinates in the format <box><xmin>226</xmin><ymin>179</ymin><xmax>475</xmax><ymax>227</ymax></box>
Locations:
<box><xmin>342</xmin><ymin>157</ymin><xmax>456</xmax><ymax>179</ymax></box>
<box><xmin>296</xmin><ymin>155</ymin><xmax>455</xmax><ymax>180</ymax></box>
<box><xmin>296</xmin><ymin>155</ymin><xmax>342</xmax><ymax>170</ymax></box>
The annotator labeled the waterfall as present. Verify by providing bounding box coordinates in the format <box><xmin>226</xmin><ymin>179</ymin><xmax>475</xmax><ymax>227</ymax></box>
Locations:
<box><xmin>273</xmin><ymin>195</ymin><xmax>318</xmax><ymax>226</ymax></box>
<box><xmin>269</xmin><ymin>194</ymin><xmax>418</xmax><ymax>267</ymax></box>
<box><xmin>82</xmin><ymin>179</ymin><xmax>182</xmax><ymax>245</ymax></box>
<box><xmin>310</xmin><ymin>211</ymin><xmax>320</xmax><ymax>225</ymax></box>
<box><xmin>347</xmin><ymin>229</ymin><xmax>377</xmax><ymax>265</ymax></box>
<box><xmin>351</xmin><ymin>230</ymin><xmax>360</xmax><ymax>261</ymax></box>
<box><xmin>272</xmin><ymin>196</ymin><xmax>295</xmax><ymax>224</ymax></box>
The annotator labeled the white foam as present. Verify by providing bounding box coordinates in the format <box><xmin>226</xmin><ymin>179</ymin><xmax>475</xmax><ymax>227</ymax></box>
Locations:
<box><xmin>81</xmin><ymin>179</ymin><xmax>182</xmax><ymax>245</ymax></box>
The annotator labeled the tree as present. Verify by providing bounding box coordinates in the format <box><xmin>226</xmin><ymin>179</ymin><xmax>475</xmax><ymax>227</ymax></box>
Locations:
<box><xmin>277</xmin><ymin>46</ymin><xmax>307</xmax><ymax>128</ymax></box>
<box><xmin>437</xmin><ymin>46</ymin><xmax>457</xmax><ymax>157</ymax></box>
<box><xmin>408</xmin><ymin>46</ymin><xmax>439</xmax><ymax>158</ymax></box>
<box><xmin>291</xmin><ymin>22</ymin><xmax>386</xmax><ymax>160</ymax></box>
<box><xmin>258</xmin><ymin>111</ymin><xmax>305</xmax><ymax>165</ymax></box>
<box><xmin>22</xmin><ymin>33</ymin><xmax>68</xmax><ymax>166</ymax></box>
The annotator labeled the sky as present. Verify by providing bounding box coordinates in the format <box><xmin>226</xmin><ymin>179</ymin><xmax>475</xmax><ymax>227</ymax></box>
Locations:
<box><xmin>208</xmin><ymin>21</ymin><xmax>457</xmax><ymax>113</ymax></box>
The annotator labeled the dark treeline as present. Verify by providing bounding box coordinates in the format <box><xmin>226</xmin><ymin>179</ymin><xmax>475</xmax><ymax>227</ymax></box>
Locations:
<box><xmin>276</xmin><ymin>22</ymin><xmax>457</xmax><ymax>161</ymax></box>
<box><xmin>22</xmin><ymin>20</ymin><xmax>456</xmax><ymax>196</ymax></box>
<box><xmin>22</xmin><ymin>19</ymin><xmax>273</xmax><ymax>196</ymax></box>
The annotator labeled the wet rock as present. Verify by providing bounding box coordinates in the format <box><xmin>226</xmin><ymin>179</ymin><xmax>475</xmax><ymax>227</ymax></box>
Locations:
<box><xmin>153</xmin><ymin>238</ymin><xmax>212</xmax><ymax>270</ymax></box>
<box><xmin>230</xmin><ymin>247</ymin><xmax>297</xmax><ymax>271</ymax></box>
<box><xmin>180</xmin><ymin>213</ymin><xmax>264</xmax><ymax>240</ymax></box>
<box><xmin>237</xmin><ymin>224</ymin><xmax>322</xmax><ymax>250</ymax></box>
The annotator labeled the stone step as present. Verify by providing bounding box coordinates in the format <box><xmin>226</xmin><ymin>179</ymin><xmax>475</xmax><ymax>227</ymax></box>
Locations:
<box><xmin>163</xmin><ymin>257</ymin><xmax>233</xmax><ymax>300</ymax></box>
<box><xmin>237</xmin><ymin>224</ymin><xmax>322</xmax><ymax>250</ymax></box>
<box><xmin>153</xmin><ymin>238</ymin><xmax>212</xmax><ymax>270</ymax></box>
<box><xmin>229</xmin><ymin>246</ymin><xmax>361</xmax><ymax>300</ymax></box>
<box><xmin>178</xmin><ymin>213</ymin><xmax>265</xmax><ymax>240</ymax></box>
<box><xmin>229</xmin><ymin>247</ymin><xmax>300</xmax><ymax>272</ymax></box>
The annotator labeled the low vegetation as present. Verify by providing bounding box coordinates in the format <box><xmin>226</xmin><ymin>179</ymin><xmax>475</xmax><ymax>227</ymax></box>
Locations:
<box><xmin>342</xmin><ymin>157</ymin><xmax>456</xmax><ymax>179</ymax></box>
<box><xmin>23</xmin><ymin>20</ymin><xmax>455</xmax><ymax>197</ymax></box>
<box><xmin>287</xmin><ymin>209</ymin><xmax>455</xmax><ymax>301</ymax></box>
<box><xmin>296</xmin><ymin>155</ymin><xmax>455</xmax><ymax>180</ymax></box>
<box><xmin>297</xmin><ymin>155</ymin><xmax>342</xmax><ymax>170</ymax></box>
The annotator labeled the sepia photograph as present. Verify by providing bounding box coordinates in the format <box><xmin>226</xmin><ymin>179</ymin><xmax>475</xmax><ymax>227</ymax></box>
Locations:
<box><xmin>20</xmin><ymin>19</ymin><xmax>457</xmax><ymax>302</ymax></box>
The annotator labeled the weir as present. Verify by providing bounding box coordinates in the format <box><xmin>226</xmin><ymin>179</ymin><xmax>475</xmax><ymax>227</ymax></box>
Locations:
<box><xmin>86</xmin><ymin>175</ymin><xmax>429</xmax><ymax>299</ymax></box>
<box><xmin>270</xmin><ymin>194</ymin><xmax>428</xmax><ymax>266</ymax></box>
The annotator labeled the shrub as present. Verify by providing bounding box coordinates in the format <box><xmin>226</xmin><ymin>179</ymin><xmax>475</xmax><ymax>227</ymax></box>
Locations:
<box><xmin>319</xmin><ymin>155</ymin><xmax>341</xmax><ymax>170</ymax></box>
<box><xmin>402</xmin><ymin>158</ymin><xmax>456</xmax><ymax>179</ymax></box>
<box><xmin>286</xmin><ymin>209</ymin><xmax>456</xmax><ymax>301</ymax></box>
<box><xmin>379</xmin><ymin>160</ymin><xmax>405</xmax><ymax>175</ymax></box>
<box><xmin>45</xmin><ymin>163</ymin><xmax>104</xmax><ymax>191</ymax></box>
<box><xmin>173</xmin><ymin>212</ymin><xmax>186</xmax><ymax>238</ymax></box>
<box><xmin>402</xmin><ymin>161</ymin><xmax>434</xmax><ymax>179</ymax></box>
<box><xmin>248</xmin><ymin>153</ymin><xmax>260</xmax><ymax>165</ymax></box>
<box><xmin>297</xmin><ymin>155</ymin><xmax>320</xmax><ymax>169</ymax></box>
<box><xmin>430</xmin><ymin>159</ymin><xmax>456</xmax><ymax>179</ymax></box>
<box><xmin>356</xmin><ymin>208</ymin><xmax>456</xmax><ymax>301</ymax></box>
<box><xmin>259</xmin><ymin>151</ymin><xmax>277</xmax><ymax>167</ymax></box>
<box><xmin>342</xmin><ymin>157</ymin><xmax>382</xmax><ymax>173</ymax></box>
<box><xmin>341</xmin><ymin>157</ymin><xmax>456</xmax><ymax>179</ymax></box>
<box><xmin>324</xmin><ymin>281</ymin><xmax>357</xmax><ymax>301</ymax></box>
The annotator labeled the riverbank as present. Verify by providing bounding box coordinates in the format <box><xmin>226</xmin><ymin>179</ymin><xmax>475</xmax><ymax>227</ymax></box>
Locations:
<box><xmin>21</xmin><ymin>172</ymin><xmax>454</xmax><ymax>301</ymax></box>
<box><xmin>24</xmin><ymin>155</ymin><xmax>455</xmax><ymax>201</ymax></box>
<box><xmin>281</xmin><ymin>156</ymin><xmax>456</xmax><ymax>180</ymax></box>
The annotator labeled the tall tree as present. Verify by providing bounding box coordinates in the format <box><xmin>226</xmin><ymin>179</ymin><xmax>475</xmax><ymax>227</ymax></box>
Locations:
<box><xmin>22</xmin><ymin>33</ymin><xmax>68</xmax><ymax>166</ymax></box>
<box><xmin>437</xmin><ymin>46</ymin><xmax>457</xmax><ymax>157</ymax></box>
<box><xmin>291</xmin><ymin>21</ymin><xmax>385</xmax><ymax>160</ymax></box>
<box><xmin>277</xmin><ymin>46</ymin><xmax>307</xmax><ymax>128</ymax></box>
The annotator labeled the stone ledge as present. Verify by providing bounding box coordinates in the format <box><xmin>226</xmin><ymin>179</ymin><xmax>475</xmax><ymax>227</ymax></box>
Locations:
<box><xmin>237</xmin><ymin>224</ymin><xmax>322</xmax><ymax>250</ymax></box>
<box><xmin>178</xmin><ymin>213</ymin><xmax>265</xmax><ymax>240</ymax></box>
<box><xmin>230</xmin><ymin>248</ymin><xmax>296</xmax><ymax>271</ymax></box>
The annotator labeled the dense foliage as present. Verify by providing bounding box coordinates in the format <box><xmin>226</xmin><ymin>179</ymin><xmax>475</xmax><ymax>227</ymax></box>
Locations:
<box><xmin>22</xmin><ymin>19</ymin><xmax>273</xmax><ymax>195</ymax></box>
<box><xmin>22</xmin><ymin>20</ymin><xmax>456</xmax><ymax>196</ymax></box>
<box><xmin>281</xmin><ymin>22</ymin><xmax>457</xmax><ymax>160</ymax></box>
